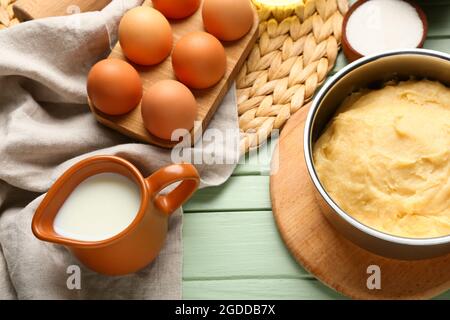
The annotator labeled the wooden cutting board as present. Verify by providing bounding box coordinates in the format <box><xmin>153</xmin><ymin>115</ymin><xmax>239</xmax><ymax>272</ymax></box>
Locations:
<box><xmin>89</xmin><ymin>0</ymin><xmax>259</xmax><ymax>148</ymax></box>
<box><xmin>270</xmin><ymin>106</ymin><xmax>450</xmax><ymax>300</ymax></box>
<box><xmin>13</xmin><ymin>0</ymin><xmax>111</xmax><ymax>21</ymax></box>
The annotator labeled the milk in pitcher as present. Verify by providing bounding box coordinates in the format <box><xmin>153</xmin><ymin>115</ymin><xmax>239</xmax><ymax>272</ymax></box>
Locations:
<box><xmin>53</xmin><ymin>173</ymin><xmax>141</xmax><ymax>241</ymax></box>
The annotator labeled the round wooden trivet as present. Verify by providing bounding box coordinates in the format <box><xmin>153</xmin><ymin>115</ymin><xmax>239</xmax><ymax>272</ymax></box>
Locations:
<box><xmin>270</xmin><ymin>106</ymin><xmax>450</xmax><ymax>300</ymax></box>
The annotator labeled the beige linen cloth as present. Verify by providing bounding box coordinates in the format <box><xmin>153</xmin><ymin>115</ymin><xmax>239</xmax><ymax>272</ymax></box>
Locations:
<box><xmin>0</xmin><ymin>0</ymin><xmax>239</xmax><ymax>299</ymax></box>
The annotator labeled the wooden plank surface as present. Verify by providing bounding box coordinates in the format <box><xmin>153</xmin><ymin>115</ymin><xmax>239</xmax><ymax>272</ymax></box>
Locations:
<box><xmin>183</xmin><ymin>279</ymin><xmax>345</xmax><ymax>300</ymax></box>
<box><xmin>183</xmin><ymin>211</ymin><xmax>307</xmax><ymax>279</ymax></box>
<box><xmin>183</xmin><ymin>3</ymin><xmax>450</xmax><ymax>300</ymax></box>
<box><xmin>422</xmin><ymin>4</ymin><xmax>450</xmax><ymax>37</ymax></box>
<box><xmin>183</xmin><ymin>212</ymin><xmax>450</xmax><ymax>300</ymax></box>
<box><xmin>184</xmin><ymin>279</ymin><xmax>450</xmax><ymax>300</ymax></box>
<box><xmin>184</xmin><ymin>176</ymin><xmax>271</xmax><ymax>212</ymax></box>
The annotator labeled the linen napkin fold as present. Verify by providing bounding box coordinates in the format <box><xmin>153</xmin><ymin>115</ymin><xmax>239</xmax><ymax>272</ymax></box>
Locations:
<box><xmin>0</xmin><ymin>0</ymin><xmax>240</xmax><ymax>299</ymax></box>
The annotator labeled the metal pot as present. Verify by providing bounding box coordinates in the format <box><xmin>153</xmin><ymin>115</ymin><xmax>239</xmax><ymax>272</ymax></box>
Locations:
<box><xmin>304</xmin><ymin>49</ymin><xmax>450</xmax><ymax>260</ymax></box>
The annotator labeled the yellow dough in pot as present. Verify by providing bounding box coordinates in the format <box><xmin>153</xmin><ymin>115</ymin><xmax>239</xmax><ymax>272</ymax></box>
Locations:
<box><xmin>313</xmin><ymin>80</ymin><xmax>450</xmax><ymax>239</ymax></box>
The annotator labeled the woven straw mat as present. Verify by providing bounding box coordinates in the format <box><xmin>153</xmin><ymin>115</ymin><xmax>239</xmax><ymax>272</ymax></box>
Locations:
<box><xmin>237</xmin><ymin>0</ymin><xmax>349</xmax><ymax>154</ymax></box>
<box><xmin>0</xmin><ymin>0</ymin><xmax>19</xmax><ymax>29</ymax></box>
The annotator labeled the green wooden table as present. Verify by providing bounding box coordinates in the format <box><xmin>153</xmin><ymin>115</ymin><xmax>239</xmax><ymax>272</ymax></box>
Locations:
<box><xmin>182</xmin><ymin>0</ymin><xmax>450</xmax><ymax>299</ymax></box>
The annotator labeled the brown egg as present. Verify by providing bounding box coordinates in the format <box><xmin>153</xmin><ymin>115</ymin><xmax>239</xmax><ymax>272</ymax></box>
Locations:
<box><xmin>172</xmin><ymin>32</ymin><xmax>227</xmax><ymax>89</ymax></box>
<box><xmin>152</xmin><ymin>0</ymin><xmax>200</xmax><ymax>19</ymax></box>
<box><xmin>141</xmin><ymin>80</ymin><xmax>197</xmax><ymax>140</ymax></box>
<box><xmin>202</xmin><ymin>0</ymin><xmax>254</xmax><ymax>41</ymax></box>
<box><xmin>119</xmin><ymin>7</ymin><xmax>172</xmax><ymax>65</ymax></box>
<box><xmin>87</xmin><ymin>59</ymin><xmax>142</xmax><ymax>116</ymax></box>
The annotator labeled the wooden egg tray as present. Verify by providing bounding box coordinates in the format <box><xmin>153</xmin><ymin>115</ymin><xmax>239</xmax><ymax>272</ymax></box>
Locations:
<box><xmin>89</xmin><ymin>0</ymin><xmax>259</xmax><ymax>148</ymax></box>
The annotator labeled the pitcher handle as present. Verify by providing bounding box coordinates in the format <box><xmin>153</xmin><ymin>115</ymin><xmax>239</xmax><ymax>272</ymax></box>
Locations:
<box><xmin>145</xmin><ymin>164</ymin><xmax>200</xmax><ymax>215</ymax></box>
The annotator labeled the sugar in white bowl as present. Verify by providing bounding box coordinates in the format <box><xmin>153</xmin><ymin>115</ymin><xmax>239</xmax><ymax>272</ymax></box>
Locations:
<box><xmin>346</xmin><ymin>0</ymin><xmax>424</xmax><ymax>56</ymax></box>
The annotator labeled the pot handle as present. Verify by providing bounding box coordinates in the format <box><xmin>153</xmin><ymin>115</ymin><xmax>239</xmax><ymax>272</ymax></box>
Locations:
<box><xmin>145</xmin><ymin>164</ymin><xmax>200</xmax><ymax>215</ymax></box>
